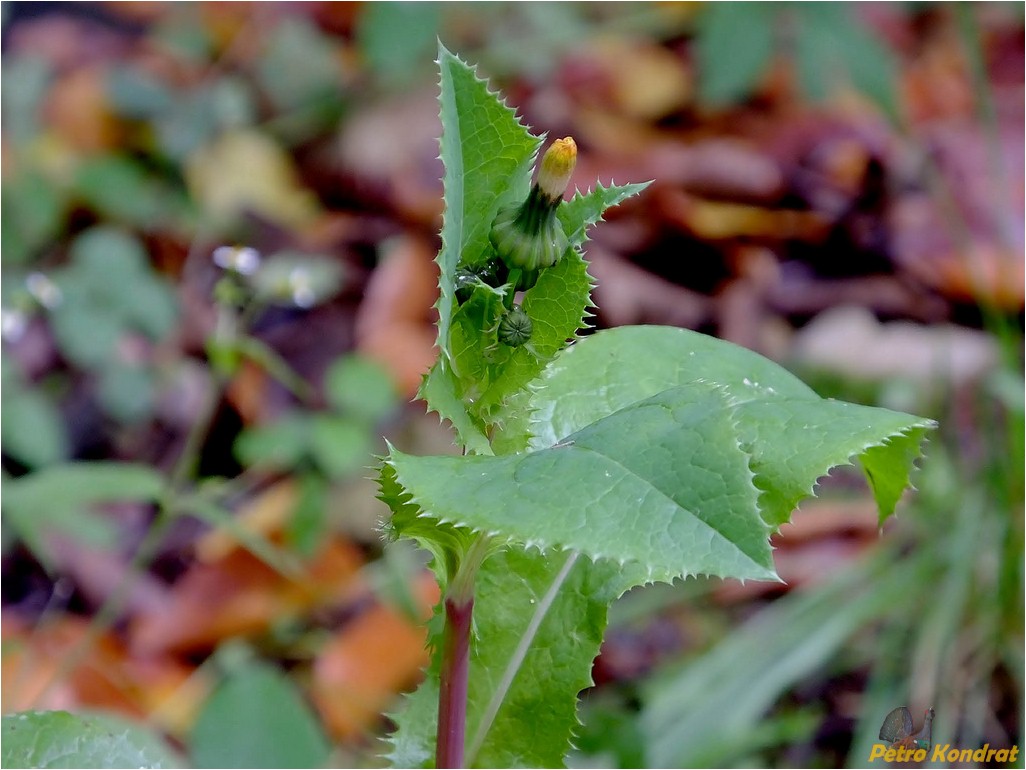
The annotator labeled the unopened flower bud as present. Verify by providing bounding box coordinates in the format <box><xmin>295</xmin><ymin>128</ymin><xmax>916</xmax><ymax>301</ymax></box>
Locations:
<box><xmin>497</xmin><ymin>304</ymin><xmax>533</xmax><ymax>347</ymax></box>
<box><xmin>489</xmin><ymin>137</ymin><xmax>578</xmax><ymax>292</ymax></box>
<box><xmin>536</xmin><ymin>137</ymin><xmax>577</xmax><ymax>204</ymax></box>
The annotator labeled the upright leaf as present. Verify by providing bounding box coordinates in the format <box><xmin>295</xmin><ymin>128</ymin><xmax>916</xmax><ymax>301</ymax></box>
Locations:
<box><xmin>431</xmin><ymin>43</ymin><xmax>539</xmax><ymax>368</ymax></box>
<box><xmin>421</xmin><ymin>44</ymin><xmax>539</xmax><ymax>449</ymax></box>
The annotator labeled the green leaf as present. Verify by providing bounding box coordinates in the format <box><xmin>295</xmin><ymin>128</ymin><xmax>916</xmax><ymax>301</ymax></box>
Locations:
<box><xmin>323</xmin><ymin>354</ymin><xmax>397</xmax><ymax>422</ymax></box>
<box><xmin>233</xmin><ymin>413</ymin><xmax>312</xmax><ymax>469</ymax></box>
<box><xmin>1</xmin><ymin>386</ymin><xmax>68</xmax><ymax>468</ymax></box>
<box><xmin>50</xmin><ymin>227</ymin><xmax>179</xmax><ymax>367</ymax></box>
<box><xmin>96</xmin><ymin>362</ymin><xmax>157</xmax><ymax>424</ymax></box>
<box><xmin>3</xmin><ymin>462</ymin><xmax>165</xmax><ymax>569</ymax></box>
<box><xmin>389</xmin><ymin>380</ymin><xmax>776</xmax><ymax>584</ymax></box>
<box><xmin>287</xmin><ymin>472</ymin><xmax>329</xmax><ymax>557</ymax></box>
<box><xmin>357</xmin><ymin>3</ymin><xmax>441</xmax><ymax>83</ymax></box>
<box><xmin>557</xmin><ymin>182</ymin><xmax>651</xmax><ymax>250</ymax></box>
<box><xmin>257</xmin><ymin>17</ymin><xmax>343</xmax><ymax>113</ymax></box>
<box><xmin>695</xmin><ymin>2</ymin><xmax>777</xmax><ymax>106</ymax></box>
<box><xmin>1</xmin><ymin>171</ymin><xmax>66</xmax><ymax>265</ymax></box>
<box><xmin>793</xmin><ymin>4</ymin><xmax>898</xmax><ymax>120</ymax></box>
<box><xmin>386</xmin><ymin>549</ymin><xmax>644</xmax><ymax>769</ymax></box>
<box><xmin>527</xmin><ymin>325</ymin><xmax>814</xmax><ymax>448</ymax></box>
<box><xmin>419</xmin><ymin>365</ymin><xmax>492</xmax><ymax>455</ymax></box>
<box><xmin>73</xmin><ymin>156</ymin><xmax>174</xmax><ymax>230</ymax></box>
<box><xmin>421</xmin><ymin>44</ymin><xmax>539</xmax><ymax>448</ymax></box>
<box><xmin>107</xmin><ymin>69</ymin><xmax>175</xmax><ymax>119</ymax></box>
<box><xmin>3</xmin><ymin>461</ymin><xmax>165</xmax><ymax>510</ymax></box>
<box><xmin>190</xmin><ymin>661</ymin><xmax>330</xmax><ymax>769</ymax></box>
<box><xmin>434</xmin><ymin>42</ymin><xmax>539</xmax><ymax>353</ymax></box>
<box><xmin>309</xmin><ymin>415</ymin><xmax>374</xmax><ymax>479</ymax></box>
<box><xmin>1</xmin><ymin>710</ymin><xmax>182</xmax><ymax>769</ymax></box>
<box><xmin>1</xmin><ymin>56</ymin><xmax>52</xmax><ymax>145</ymax></box>
<box><xmin>526</xmin><ymin>327</ymin><xmax>934</xmax><ymax>528</ymax></box>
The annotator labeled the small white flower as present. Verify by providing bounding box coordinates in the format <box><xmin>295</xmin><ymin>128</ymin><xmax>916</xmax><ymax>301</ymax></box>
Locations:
<box><xmin>25</xmin><ymin>272</ymin><xmax>62</xmax><ymax>308</ymax></box>
<box><xmin>288</xmin><ymin>267</ymin><xmax>316</xmax><ymax>308</ymax></box>
<box><xmin>213</xmin><ymin>246</ymin><xmax>261</xmax><ymax>275</ymax></box>
<box><xmin>1</xmin><ymin>308</ymin><xmax>28</xmax><ymax>342</ymax></box>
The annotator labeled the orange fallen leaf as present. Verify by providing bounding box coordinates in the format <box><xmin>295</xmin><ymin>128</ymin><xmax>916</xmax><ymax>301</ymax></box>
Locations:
<box><xmin>311</xmin><ymin>572</ymin><xmax>439</xmax><ymax>741</ymax></box>
<box><xmin>130</xmin><ymin>538</ymin><xmax>364</xmax><ymax>656</ymax></box>
<box><xmin>2</xmin><ymin>613</ymin><xmax>203</xmax><ymax>735</ymax></box>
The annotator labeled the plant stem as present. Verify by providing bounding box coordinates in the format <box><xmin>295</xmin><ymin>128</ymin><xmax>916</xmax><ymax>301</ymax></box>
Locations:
<box><xmin>435</xmin><ymin>534</ymin><xmax>491</xmax><ymax>768</ymax></box>
<box><xmin>437</xmin><ymin>592</ymin><xmax>473</xmax><ymax>769</ymax></box>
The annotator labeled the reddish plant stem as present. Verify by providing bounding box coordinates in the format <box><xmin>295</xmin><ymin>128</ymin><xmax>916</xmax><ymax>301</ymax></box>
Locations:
<box><xmin>436</xmin><ymin>593</ymin><xmax>474</xmax><ymax>768</ymax></box>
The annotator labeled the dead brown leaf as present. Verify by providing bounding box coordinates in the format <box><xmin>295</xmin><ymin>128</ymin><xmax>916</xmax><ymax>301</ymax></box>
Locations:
<box><xmin>311</xmin><ymin>572</ymin><xmax>438</xmax><ymax>741</ymax></box>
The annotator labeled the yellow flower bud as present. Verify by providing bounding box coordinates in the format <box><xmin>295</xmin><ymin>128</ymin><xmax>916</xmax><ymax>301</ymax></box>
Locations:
<box><xmin>488</xmin><ymin>137</ymin><xmax>577</xmax><ymax>291</ymax></box>
<box><xmin>536</xmin><ymin>137</ymin><xmax>577</xmax><ymax>203</ymax></box>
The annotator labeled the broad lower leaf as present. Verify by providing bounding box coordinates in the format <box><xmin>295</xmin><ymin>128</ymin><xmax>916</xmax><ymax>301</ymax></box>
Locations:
<box><xmin>388</xmin><ymin>380</ymin><xmax>775</xmax><ymax>584</ymax></box>
<box><xmin>526</xmin><ymin>326</ymin><xmax>935</xmax><ymax>527</ymax></box>
<box><xmin>1</xmin><ymin>710</ymin><xmax>182</xmax><ymax>769</ymax></box>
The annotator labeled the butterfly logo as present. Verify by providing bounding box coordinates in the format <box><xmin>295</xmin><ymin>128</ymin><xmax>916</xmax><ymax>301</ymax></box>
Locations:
<box><xmin>879</xmin><ymin>706</ymin><xmax>935</xmax><ymax>750</ymax></box>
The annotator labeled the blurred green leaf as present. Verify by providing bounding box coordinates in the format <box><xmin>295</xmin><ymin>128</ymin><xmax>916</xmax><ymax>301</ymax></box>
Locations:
<box><xmin>49</xmin><ymin>304</ymin><xmax>123</xmax><ymax>368</ymax></box>
<box><xmin>323</xmin><ymin>355</ymin><xmax>397</xmax><ymax>422</ymax></box>
<box><xmin>793</xmin><ymin>4</ymin><xmax>898</xmax><ymax>119</ymax></box>
<box><xmin>1</xmin><ymin>384</ymin><xmax>68</xmax><ymax>468</ymax></box>
<box><xmin>309</xmin><ymin>415</ymin><xmax>373</xmax><ymax>479</ymax></box>
<box><xmin>73</xmin><ymin>156</ymin><xmax>173</xmax><ymax>230</ymax></box>
<box><xmin>695</xmin><ymin>2</ymin><xmax>776</xmax><ymax>106</ymax></box>
<box><xmin>356</xmin><ymin>2</ymin><xmax>440</xmax><ymax>83</ymax></box>
<box><xmin>49</xmin><ymin>227</ymin><xmax>178</xmax><ymax>368</ymax></box>
<box><xmin>96</xmin><ymin>362</ymin><xmax>157</xmax><ymax>424</ymax></box>
<box><xmin>287</xmin><ymin>472</ymin><xmax>328</xmax><ymax>557</ymax></box>
<box><xmin>70</xmin><ymin>225</ymin><xmax>148</xmax><ymax>275</ymax></box>
<box><xmin>156</xmin><ymin>78</ymin><xmax>257</xmax><ymax>161</ymax></box>
<box><xmin>257</xmin><ymin>18</ymin><xmax>343</xmax><ymax>113</ymax></box>
<box><xmin>121</xmin><ymin>277</ymin><xmax>179</xmax><ymax>341</ymax></box>
<box><xmin>2</xmin><ymin>56</ymin><xmax>51</xmax><ymax>145</ymax></box>
<box><xmin>107</xmin><ymin>69</ymin><xmax>175</xmax><ymax>119</ymax></box>
<box><xmin>190</xmin><ymin>660</ymin><xmax>330</xmax><ymax>769</ymax></box>
<box><xmin>234</xmin><ymin>413</ymin><xmax>312</xmax><ymax>469</ymax></box>
<box><xmin>152</xmin><ymin>7</ymin><xmax>215</xmax><ymax>62</ymax></box>
<box><xmin>2</xmin><ymin>710</ymin><xmax>182</xmax><ymax>769</ymax></box>
<box><xmin>3</xmin><ymin>462</ymin><xmax>165</xmax><ymax>569</ymax></box>
<box><xmin>1</xmin><ymin>171</ymin><xmax>66</xmax><ymax>265</ymax></box>
<box><xmin>4</xmin><ymin>461</ymin><xmax>165</xmax><ymax>510</ymax></box>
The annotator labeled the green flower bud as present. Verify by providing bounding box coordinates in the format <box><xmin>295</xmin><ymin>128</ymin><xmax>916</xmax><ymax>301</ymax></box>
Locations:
<box><xmin>497</xmin><ymin>304</ymin><xmax>533</xmax><ymax>347</ymax></box>
<box><xmin>489</xmin><ymin>137</ymin><xmax>577</xmax><ymax>291</ymax></box>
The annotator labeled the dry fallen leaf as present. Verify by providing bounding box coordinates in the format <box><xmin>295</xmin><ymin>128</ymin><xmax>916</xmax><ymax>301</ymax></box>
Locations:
<box><xmin>311</xmin><ymin>572</ymin><xmax>439</xmax><ymax>741</ymax></box>
<box><xmin>2</xmin><ymin>613</ymin><xmax>204</xmax><ymax>735</ymax></box>
<box><xmin>186</xmin><ymin>129</ymin><xmax>323</xmax><ymax>231</ymax></box>
<box><xmin>355</xmin><ymin>235</ymin><xmax>439</xmax><ymax>397</ymax></box>
<box><xmin>130</xmin><ymin>537</ymin><xmax>364</xmax><ymax>656</ymax></box>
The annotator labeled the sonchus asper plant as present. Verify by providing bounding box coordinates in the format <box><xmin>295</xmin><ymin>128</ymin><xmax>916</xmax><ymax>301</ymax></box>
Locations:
<box><xmin>378</xmin><ymin>44</ymin><xmax>936</xmax><ymax>769</ymax></box>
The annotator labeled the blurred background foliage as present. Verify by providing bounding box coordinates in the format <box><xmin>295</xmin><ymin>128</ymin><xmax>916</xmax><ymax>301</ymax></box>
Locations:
<box><xmin>0</xmin><ymin>2</ymin><xmax>1022</xmax><ymax>767</ymax></box>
